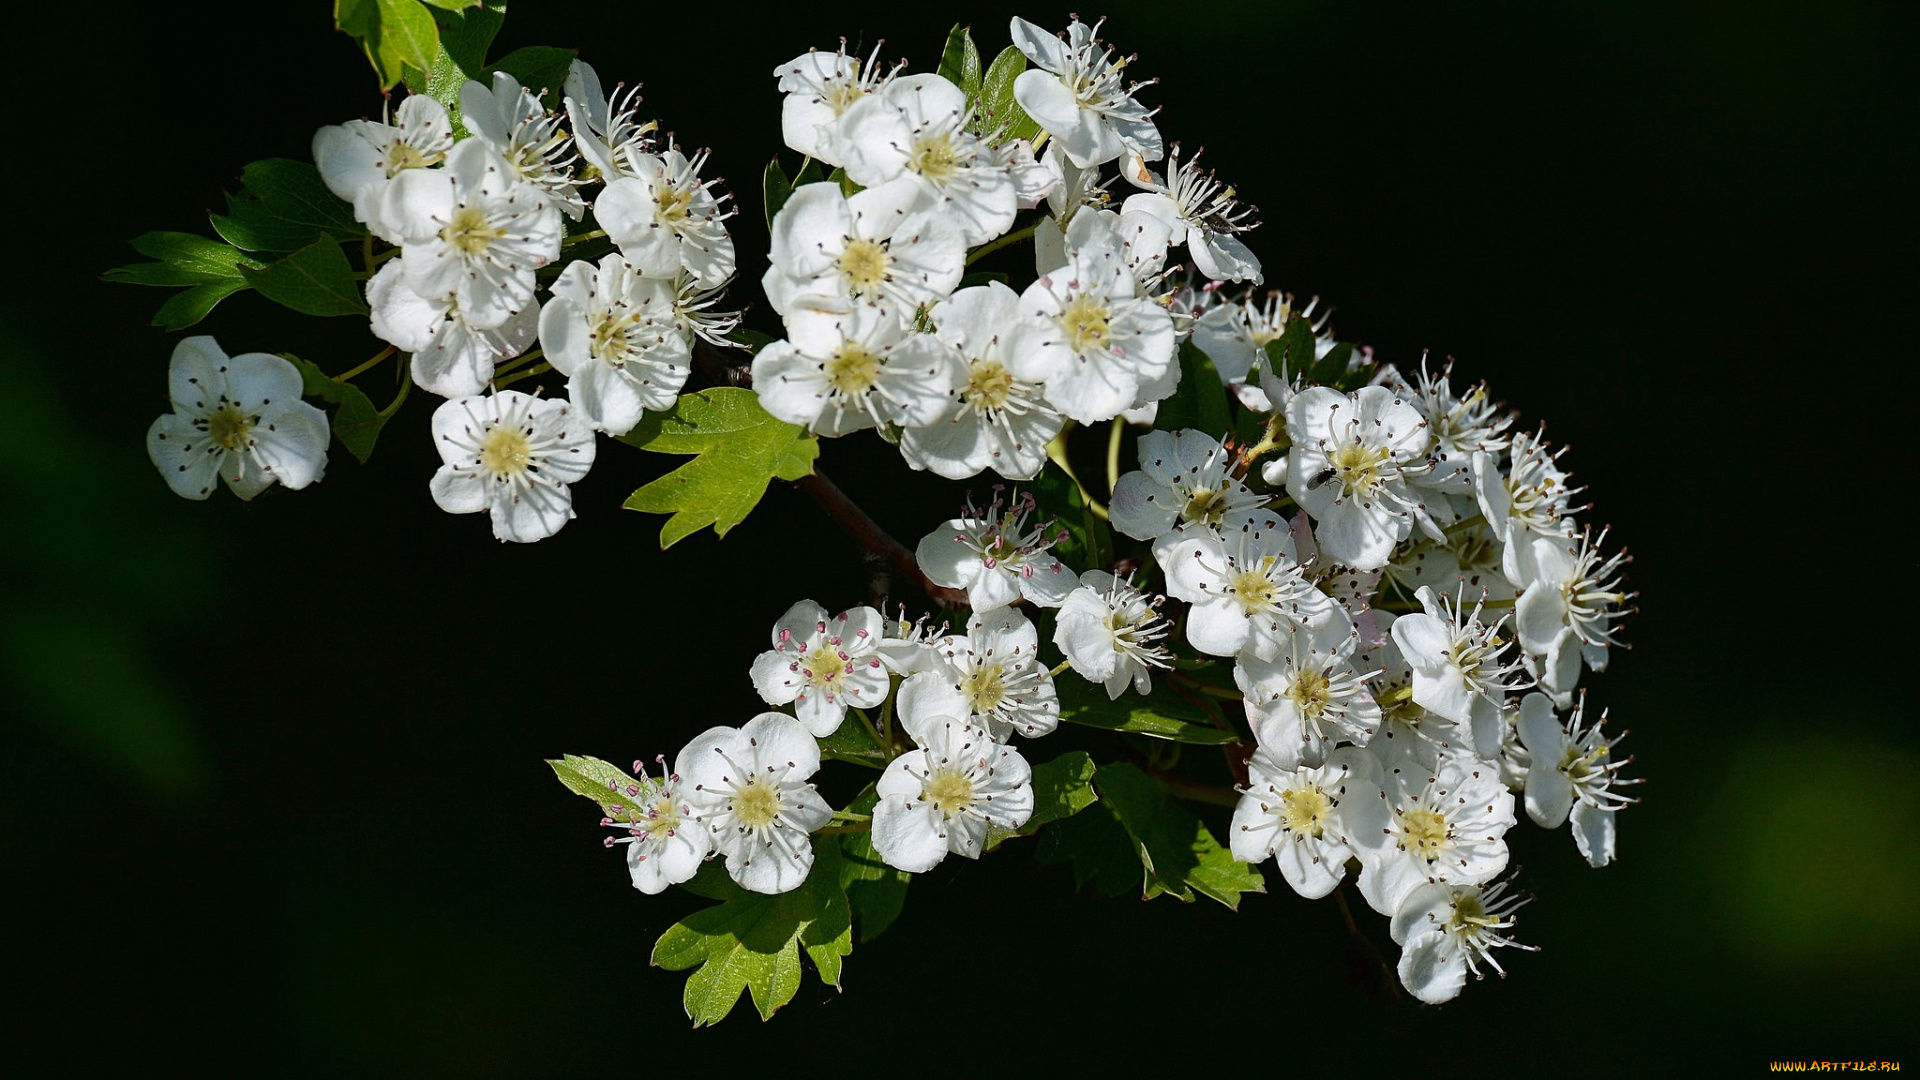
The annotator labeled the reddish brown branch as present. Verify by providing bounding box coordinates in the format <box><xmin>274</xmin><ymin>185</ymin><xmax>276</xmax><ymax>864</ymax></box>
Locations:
<box><xmin>795</xmin><ymin>470</ymin><xmax>969</xmax><ymax>609</ymax></box>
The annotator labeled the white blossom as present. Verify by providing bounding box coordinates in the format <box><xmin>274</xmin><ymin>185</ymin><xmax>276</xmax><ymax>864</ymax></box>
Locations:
<box><xmin>596</xmin><ymin>143</ymin><xmax>737</xmax><ymax>289</ymax></box>
<box><xmin>1231</xmin><ymin>746</ymin><xmax>1388</xmax><ymax>898</ymax></box>
<box><xmin>1008</xmin><ymin>16</ymin><xmax>1163</xmax><ymax>168</ymax></box>
<box><xmin>1389</xmin><ymin>585</ymin><xmax>1527</xmax><ymax>760</ymax></box>
<box><xmin>1514</xmin><ymin>692</ymin><xmax>1638</xmax><ymax>867</ymax></box>
<box><xmin>1236</xmin><ymin>625</ymin><xmax>1381</xmax><ymax>767</ymax></box>
<box><xmin>1121</xmin><ymin>146</ymin><xmax>1262</xmax><ymax>284</ymax></box>
<box><xmin>1109</xmin><ymin>428</ymin><xmax>1269</xmax><ymax>547</ymax></box>
<box><xmin>1356</xmin><ymin>755</ymin><xmax>1516</xmax><ymax>917</ymax></box>
<box><xmin>1052</xmin><ymin>571</ymin><xmax>1173</xmax><ymax>699</ymax></box>
<box><xmin>1161</xmin><ymin>514</ymin><xmax>1349</xmax><ymax>662</ymax></box>
<box><xmin>1286</xmin><ymin>385</ymin><xmax>1435</xmax><ymax>570</ymax></box>
<box><xmin>563</xmin><ymin>61</ymin><xmax>657</xmax><ymax>181</ymax></box>
<box><xmin>747</xmin><ymin>601</ymin><xmax>889</xmax><ymax>737</ymax></box>
<box><xmin>873</xmin><ymin>716</ymin><xmax>1033</xmax><ymax>872</ymax></box>
<box><xmin>313</xmin><ymin>95</ymin><xmax>453</xmax><ymax>243</ymax></box>
<box><xmin>602</xmin><ymin>756</ymin><xmax>711</xmax><ymax>895</ymax></box>
<box><xmin>1391</xmin><ymin>876</ymin><xmax>1535</xmax><ymax>1004</ymax></box>
<box><xmin>839</xmin><ymin>73</ymin><xmax>1017</xmax><ymax>245</ymax></box>
<box><xmin>427</xmin><ymin>390</ymin><xmax>595</xmax><ymax>542</ymax></box>
<box><xmin>915</xmin><ymin>488</ymin><xmax>1078</xmax><ymax>612</ymax></box>
<box><xmin>751</xmin><ymin>301</ymin><xmax>964</xmax><ymax>436</ymax></box>
<box><xmin>772</xmin><ymin>44</ymin><xmax>897</xmax><ymax>166</ymax></box>
<box><xmin>678</xmin><ymin>712</ymin><xmax>834</xmax><ymax>894</ymax></box>
<box><xmin>539</xmin><ymin>254</ymin><xmax>689</xmax><ymax>434</ymax></box>
<box><xmin>460</xmin><ymin>72</ymin><xmax>584</xmax><ymax>219</ymax></box>
<box><xmin>366</xmin><ymin>260</ymin><xmax>537</xmax><ymax>398</ymax></box>
<box><xmin>897</xmin><ymin>608</ymin><xmax>1060</xmax><ymax>741</ymax></box>
<box><xmin>762</xmin><ymin>182</ymin><xmax>965</xmax><ymax>317</ymax></box>
<box><xmin>1020</xmin><ymin>220</ymin><xmax>1177</xmax><ymax>424</ymax></box>
<box><xmin>146</xmin><ymin>337</ymin><xmax>328</xmax><ymax>501</ymax></box>
<box><xmin>900</xmin><ymin>281</ymin><xmax>1064</xmax><ymax>480</ymax></box>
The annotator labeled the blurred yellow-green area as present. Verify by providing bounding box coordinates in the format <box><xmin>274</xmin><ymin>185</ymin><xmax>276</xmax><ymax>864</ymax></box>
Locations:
<box><xmin>6</xmin><ymin>0</ymin><xmax>1910</xmax><ymax>1072</ymax></box>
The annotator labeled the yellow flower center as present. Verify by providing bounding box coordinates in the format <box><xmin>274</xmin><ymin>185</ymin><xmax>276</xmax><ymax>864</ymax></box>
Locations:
<box><xmin>963</xmin><ymin>663</ymin><xmax>1007</xmax><ymax>713</ymax></box>
<box><xmin>207</xmin><ymin>402</ymin><xmax>253</xmax><ymax>452</ymax></box>
<box><xmin>803</xmin><ymin>641</ymin><xmax>847</xmax><ymax>688</ymax></box>
<box><xmin>734</xmin><ymin>779</ymin><xmax>782</xmax><ymax>828</ymax></box>
<box><xmin>1181</xmin><ymin>487</ymin><xmax>1229</xmax><ymax>527</ymax></box>
<box><xmin>965</xmin><ymin>360</ymin><xmax>1017</xmax><ymax>410</ymax></box>
<box><xmin>925</xmin><ymin>769</ymin><xmax>976</xmax><ymax>817</ymax></box>
<box><xmin>1059</xmin><ymin>294</ymin><xmax>1112</xmax><ymax>354</ymax></box>
<box><xmin>1330</xmin><ymin>441</ymin><xmax>1390</xmax><ymax>497</ymax></box>
<box><xmin>826</xmin><ymin>346</ymin><xmax>881</xmax><ymax>395</ymax></box>
<box><xmin>654</xmin><ymin>183</ymin><xmax>694</xmax><ymax>225</ymax></box>
<box><xmin>479</xmin><ymin>425</ymin><xmax>534</xmax><ymax>476</ymax></box>
<box><xmin>441</xmin><ymin>205</ymin><xmax>503</xmax><ymax>257</ymax></box>
<box><xmin>1228</xmin><ymin>562</ymin><xmax>1278</xmax><ymax>614</ymax></box>
<box><xmin>908</xmin><ymin>133</ymin><xmax>962</xmax><ymax>182</ymax></box>
<box><xmin>1280</xmin><ymin>785</ymin><xmax>1333</xmax><ymax>837</ymax></box>
<box><xmin>1286</xmin><ymin>669</ymin><xmax>1333</xmax><ymax>717</ymax></box>
<box><xmin>590</xmin><ymin>310</ymin><xmax>639</xmax><ymax>364</ymax></box>
<box><xmin>385</xmin><ymin>141</ymin><xmax>440</xmax><ymax>177</ymax></box>
<box><xmin>1402</xmin><ymin>807</ymin><xmax>1451</xmax><ymax>861</ymax></box>
<box><xmin>838</xmin><ymin>238</ymin><xmax>891</xmax><ymax>294</ymax></box>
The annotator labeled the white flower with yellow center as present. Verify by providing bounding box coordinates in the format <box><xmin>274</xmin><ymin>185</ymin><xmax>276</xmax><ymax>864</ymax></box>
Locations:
<box><xmin>872</xmin><ymin>715</ymin><xmax>1033</xmax><ymax>873</ymax></box>
<box><xmin>748</xmin><ymin>601</ymin><xmax>890</xmax><ymax>738</ymax></box>
<box><xmin>383</xmin><ymin>139</ymin><xmax>561</xmax><ymax>331</ymax></box>
<box><xmin>313</xmin><ymin>94</ymin><xmax>453</xmax><ymax>243</ymax></box>
<box><xmin>1354</xmin><ymin>612</ymin><xmax>1461</xmax><ymax>771</ymax></box>
<box><xmin>1514</xmin><ymin>692</ymin><xmax>1639</xmax><ymax>867</ymax></box>
<box><xmin>750</xmin><ymin>301</ymin><xmax>964</xmax><ymax>437</ymax></box>
<box><xmin>900</xmin><ymin>282</ymin><xmax>1064</xmax><ymax>480</ymax></box>
<box><xmin>563</xmin><ymin>61</ymin><xmax>658</xmax><ymax>182</ymax></box>
<box><xmin>839</xmin><ymin>73</ymin><xmax>1017</xmax><ymax>245</ymax></box>
<box><xmin>427</xmin><ymin>390</ymin><xmax>596</xmax><ymax>543</ymax></box>
<box><xmin>460</xmin><ymin>72</ymin><xmax>584</xmax><ymax>220</ymax></box>
<box><xmin>1392</xmin><ymin>358</ymin><xmax>1510</xmax><ymax>496</ymax></box>
<box><xmin>602</xmin><ymin>756</ymin><xmax>712</xmax><ymax>895</ymax></box>
<box><xmin>1161</xmin><ymin>515</ymin><xmax>1349</xmax><ymax>662</ymax></box>
<box><xmin>1391</xmin><ymin>876</ymin><xmax>1536</xmax><ymax>1004</ymax></box>
<box><xmin>365</xmin><ymin>261</ymin><xmax>538</xmax><ymax>399</ymax></box>
<box><xmin>146</xmin><ymin>337</ymin><xmax>329</xmax><ymax>501</ymax></box>
<box><xmin>1192</xmin><ymin>290</ymin><xmax>1338</xmax><ymax>394</ymax></box>
<box><xmin>1390</xmin><ymin>585</ymin><xmax>1528</xmax><ymax>760</ymax></box>
<box><xmin>1009</xmin><ymin>16</ymin><xmax>1163</xmax><ymax>169</ymax></box>
<box><xmin>1356</xmin><ymin>755</ymin><xmax>1516</xmax><ymax>917</ymax></box>
<box><xmin>677</xmin><ymin>713</ymin><xmax>834</xmax><ymax>895</ymax></box>
<box><xmin>539</xmin><ymin>254</ymin><xmax>689</xmax><ymax>435</ymax></box>
<box><xmin>1121</xmin><ymin>145</ymin><xmax>1262</xmax><ymax>284</ymax></box>
<box><xmin>1110</xmin><ymin>428</ymin><xmax>1270</xmax><ymax>547</ymax></box>
<box><xmin>896</xmin><ymin>608</ymin><xmax>1059</xmax><ymax>741</ymax></box>
<box><xmin>915</xmin><ymin>488</ymin><xmax>1079</xmax><ymax>612</ymax></box>
<box><xmin>1236</xmin><ymin>625</ymin><xmax>1382</xmax><ymax>767</ymax></box>
<box><xmin>773</xmin><ymin>43</ymin><xmax>898</xmax><ymax>166</ymax></box>
<box><xmin>1473</xmin><ymin>428</ymin><xmax>1583</xmax><ymax>582</ymax></box>
<box><xmin>1231</xmin><ymin>746</ymin><xmax>1388</xmax><ymax>898</ymax></box>
<box><xmin>1513</xmin><ymin>528</ymin><xmax>1633</xmax><ymax>694</ymax></box>
<box><xmin>762</xmin><ymin>182</ymin><xmax>966</xmax><ymax>319</ymax></box>
<box><xmin>1285</xmin><ymin>385</ymin><xmax>1434</xmax><ymax>570</ymax></box>
<box><xmin>596</xmin><ymin>143</ymin><xmax>737</xmax><ymax>289</ymax></box>
<box><xmin>1053</xmin><ymin>570</ymin><xmax>1173</xmax><ymax>700</ymax></box>
<box><xmin>1019</xmin><ymin>225</ymin><xmax>1177</xmax><ymax>424</ymax></box>
<box><xmin>1381</xmin><ymin>517</ymin><xmax>1515</xmax><ymax>609</ymax></box>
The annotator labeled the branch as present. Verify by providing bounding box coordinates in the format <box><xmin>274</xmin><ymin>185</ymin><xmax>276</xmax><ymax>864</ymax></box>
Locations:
<box><xmin>795</xmin><ymin>470</ymin><xmax>968</xmax><ymax>609</ymax></box>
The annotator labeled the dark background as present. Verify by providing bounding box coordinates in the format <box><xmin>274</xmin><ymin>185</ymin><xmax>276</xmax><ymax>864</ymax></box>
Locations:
<box><xmin>7</xmin><ymin>0</ymin><xmax>1912</xmax><ymax>1073</ymax></box>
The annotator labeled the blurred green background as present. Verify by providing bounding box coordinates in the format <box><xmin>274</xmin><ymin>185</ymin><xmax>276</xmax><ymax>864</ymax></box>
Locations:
<box><xmin>8</xmin><ymin>0</ymin><xmax>1911</xmax><ymax>1072</ymax></box>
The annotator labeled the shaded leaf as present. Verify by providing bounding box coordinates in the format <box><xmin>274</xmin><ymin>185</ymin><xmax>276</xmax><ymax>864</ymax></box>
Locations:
<box><xmin>210</xmin><ymin>159</ymin><xmax>365</xmax><ymax>253</ymax></box>
<box><xmin>976</xmin><ymin>47</ymin><xmax>1042</xmax><ymax>142</ymax></box>
<box><xmin>1055</xmin><ymin>671</ymin><xmax>1239</xmax><ymax>745</ymax></box>
<box><xmin>285</xmin><ymin>353</ymin><xmax>393</xmax><ymax>463</ymax></box>
<box><xmin>1030</xmin><ymin>459</ymin><xmax>1113</xmax><ymax>573</ymax></box>
<box><xmin>491</xmin><ymin>45</ymin><xmax>577</xmax><ymax>101</ymax></box>
<box><xmin>374</xmin><ymin>0</ymin><xmax>439</xmax><ymax>73</ymax></box>
<box><xmin>763</xmin><ymin>158</ymin><xmax>792</xmax><ymax>230</ymax></box>
<box><xmin>103</xmin><ymin>232</ymin><xmax>263</xmax><ymax>329</ymax></box>
<box><xmin>1094</xmin><ymin>762</ymin><xmax>1265</xmax><ymax>909</ymax></box>
<box><xmin>837</xmin><ymin>786</ymin><xmax>910</xmax><ymax>942</ymax></box>
<box><xmin>619</xmin><ymin>388</ymin><xmax>820</xmax><ymax>547</ymax></box>
<box><xmin>986</xmin><ymin>748</ymin><xmax>1100</xmax><ymax>852</ymax></box>
<box><xmin>1155</xmin><ymin>339</ymin><xmax>1230</xmax><ymax>437</ymax></box>
<box><xmin>818</xmin><ymin>709</ymin><xmax>888</xmax><ymax>769</ymax></box>
<box><xmin>937</xmin><ymin>25</ymin><xmax>983</xmax><ymax>97</ymax></box>
<box><xmin>1035</xmin><ymin>800</ymin><xmax>1140</xmax><ymax>897</ymax></box>
<box><xmin>239</xmin><ymin>236</ymin><xmax>368</xmax><ymax>318</ymax></box>
<box><xmin>152</xmin><ymin>282</ymin><xmax>251</xmax><ymax>332</ymax></box>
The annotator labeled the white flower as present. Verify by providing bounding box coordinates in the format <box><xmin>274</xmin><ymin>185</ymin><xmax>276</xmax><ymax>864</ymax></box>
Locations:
<box><xmin>665</xmin><ymin>268</ymin><xmax>746</xmax><ymax>348</ymax></box>
<box><xmin>313</xmin><ymin>95</ymin><xmax>453</xmax><ymax>242</ymax></box>
<box><xmin>427</xmin><ymin>391</ymin><xmax>596</xmax><ymax>542</ymax></box>
<box><xmin>602</xmin><ymin>756</ymin><xmax>712</xmax><ymax>895</ymax></box>
<box><xmin>1020</xmin><ymin>224</ymin><xmax>1177</xmax><ymax>424</ymax></box>
<box><xmin>1472</xmin><ymin>428</ymin><xmax>1582</xmax><ymax>581</ymax></box>
<box><xmin>539</xmin><ymin>254</ymin><xmax>689</xmax><ymax>434</ymax></box>
<box><xmin>1109</xmin><ymin>428</ymin><xmax>1269</xmax><ymax>546</ymax></box>
<box><xmin>384</xmin><ymin>139</ymin><xmax>561</xmax><ymax>331</ymax></box>
<box><xmin>875</xmin><ymin>608</ymin><xmax>949</xmax><ymax>677</ymax></box>
<box><xmin>762</xmin><ymin>183</ymin><xmax>966</xmax><ymax>318</ymax></box>
<box><xmin>1009</xmin><ymin>16</ymin><xmax>1163</xmax><ymax>168</ymax></box>
<box><xmin>899</xmin><ymin>281</ymin><xmax>1065</xmax><ymax>480</ymax></box>
<box><xmin>563</xmin><ymin>61</ymin><xmax>657</xmax><ymax>181</ymax></box>
<box><xmin>1236</xmin><ymin>626</ymin><xmax>1381</xmax><ymax>767</ymax></box>
<box><xmin>1161</xmin><ymin>515</ymin><xmax>1349</xmax><ymax>662</ymax></box>
<box><xmin>750</xmin><ymin>301</ymin><xmax>965</xmax><ymax>436</ymax></box>
<box><xmin>914</xmin><ymin>488</ymin><xmax>1078</xmax><ymax>612</ymax></box>
<box><xmin>1354</xmin><ymin>611</ymin><xmax>1462</xmax><ymax>771</ymax></box>
<box><xmin>1231</xmin><ymin>746</ymin><xmax>1388</xmax><ymax>898</ymax></box>
<box><xmin>1512</xmin><ymin>528</ymin><xmax>1632</xmax><ymax>677</ymax></box>
<box><xmin>678</xmin><ymin>713</ymin><xmax>834</xmax><ymax>894</ymax></box>
<box><xmin>1381</xmin><ymin>517</ymin><xmax>1515</xmax><ymax>609</ymax></box>
<box><xmin>747</xmin><ymin>601</ymin><xmax>889</xmax><ymax>737</ymax></box>
<box><xmin>1391</xmin><ymin>358</ymin><xmax>1510</xmax><ymax>494</ymax></box>
<box><xmin>1121</xmin><ymin>146</ymin><xmax>1262</xmax><ymax>284</ymax></box>
<box><xmin>1389</xmin><ymin>586</ymin><xmax>1526</xmax><ymax>761</ymax></box>
<box><xmin>772</xmin><ymin>44</ymin><xmax>897</xmax><ymax>166</ymax></box>
<box><xmin>897</xmin><ymin>608</ymin><xmax>1059</xmax><ymax>741</ymax></box>
<box><xmin>596</xmin><ymin>143</ymin><xmax>737</xmax><ymax>289</ymax></box>
<box><xmin>1514</xmin><ymin>693</ymin><xmax>1638</xmax><ymax>867</ymax></box>
<box><xmin>1356</xmin><ymin>755</ymin><xmax>1516</xmax><ymax>917</ymax></box>
<box><xmin>1391</xmin><ymin>876</ymin><xmax>1535</xmax><ymax>1004</ymax></box>
<box><xmin>839</xmin><ymin>73</ymin><xmax>1017</xmax><ymax>246</ymax></box>
<box><xmin>1285</xmin><ymin>385</ymin><xmax>1435</xmax><ymax>570</ymax></box>
<box><xmin>366</xmin><ymin>261</ymin><xmax>538</xmax><ymax>398</ymax></box>
<box><xmin>459</xmin><ymin>72</ymin><xmax>584</xmax><ymax>220</ymax></box>
<box><xmin>146</xmin><ymin>337</ymin><xmax>328</xmax><ymax>501</ymax></box>
<box><xmin>872</xmin><ymin>716</ymin><xmax>1033</xmax><ymax>872</ymax></box>
<box><xmin>1052</xmin><ymin>571</ymin><xmax>1173</xmax><ymax>699</ymax></box>
<box><xmin>1191</xmin><ymin>290</ymin><xmax>1330</xmax><ymax>389</ymax></box>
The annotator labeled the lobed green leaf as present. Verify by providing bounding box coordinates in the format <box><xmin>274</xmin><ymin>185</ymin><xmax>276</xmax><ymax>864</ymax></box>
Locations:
<box><xmin>210</xmin><ymin>160</ymin><xmax>365</xmax><ymax>253</ymax></box>
<box><xmin>103</xmin><ymin>233</ymin><xmax>264</xmax><ymax>329</ymax></box>
<box><xmin>1055</xmin><ymin>673</ymin><xmax>1240</xmax><ymax>745</ymax></box>
<box><xmin>239</xmin><ymin>236</ymin><xmax>368</xmax><ymax>318</ymax></box>
<box><xmin>619</xmin><ymin>389</ymin><xmax>819</xmax><ymax>547</ymax></box>
<box><xmin>1035</xmin><ymin>800</ymin><xmax>1142</xmax><ymax>897</ymax></box>
<box><xmin>1093</xmin><ymin>762</ymin><xmax>1265</xmax><ymax>908</ymax></box>
<box><xmin>285</xmin><ymin>353</ymin><xmax>393</xmax><ymax>463</ymax></box>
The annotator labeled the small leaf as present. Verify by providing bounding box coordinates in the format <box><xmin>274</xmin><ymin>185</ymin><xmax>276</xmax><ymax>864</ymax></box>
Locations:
<box><xmin>977</xmin><ymin>47</ymin><xmax>1042</xmax><ymax>142</ymax></box>
<box><xmin>103</xmin><ymin>232</ymin><xmax>263</xmax><ymax>329</ymax></box>
<box><xmin>937</xmin><ymin>25</ymin><xmax>983</xmax><ymax>98</ymax></box>
<box><xmin>490</xmin><ymin>45</ymin><xmax>578</xmax><ymax>100</ymax></box>
<box><xmin>1030</xmin><ymin>459</ymin><xmax>1113</xmax><ymax>573</ymax></box>
<box><xmin>547</xmin><ymin>754</ymin><xmax>654</xmax><ymax>820</ymax></box>
<box><xmin>652</xmin><ymin>839</ymin><xmax>851</xmax><ymax>1025</ymax></box>
<box><xmin>1055</xmin><ymin>669</ymin><xmax>1239</xmax><ymax>745</ymax></box>
<box><xmin>792</xmin><ymin>159</ymin><xmax>827</xmax><ymax>189</ymax></box>
<box><xmin>1035</xmin><ymin>800</ymin><xmax>1142</xmax><ymax>897</ymax></box>
<box><xmin>818</xmin><ymin>709</ymin><xmax>887</xmax><ymax>768</ymax></box>
<box><xmin>374</xmin><ymin>0</ymin><xmax>440</xmax><ymax>73</ymax></box>
<box><xmin>725</xmin><ymin>327</ymin><xmax>777</xmax><ymax>354</ymax></box>
<box><xmin>1028</xmin><ymin>750</ymin><xmax>1099</xmax><ymax>826</ymax></box>
<box><xmin>827</xmin><ymin>166</ymin><xmax>860</xmax><ymax>197</ymax></box>
<box><xmin>836</xmin><ymin>786</ymin><xmax>911</xmax><ymax>942</ymax></box>
<box><xmin>1262</xmin><ymin>315</ymin><xmax>1318</xmax><ymax>389</ymax></box>
<box><xmin>285</xmin><ymin>353</ymin><xmax>393</xmax><ymax>463</ymax></box>
<box><xmin>210</xmin><ymin>159</ymin><xmax>365</xmax><ymax>253</ymax></box>
<box><xmin>238</xmin><ymin>236</ymin><xmax>368</xmax><ymax>318</ymax></box>
<box><xmin>763</xmin><ymin>158</ymin><xmax>793</xmax><ymax>230</ymax></box>
<box><xmin>1155</xmin><ymin>340</ymin><xmax>1230</xmax><ymax>437</ymax></box>
<box><xmin>619</xmin><ymin>388</ymin><xmax>820</xmax><ymax>547</ymax></box>
<box><xmin>152</xmin><ymin>282</ymin><xmax>251</xmax><ymax>332</ymax></box>
<box><xmin>415</xmin><ymin>0</ymin><xmax>480</xmax><ymax>10</ymax></box>
<box><xmin>1094</xmin><ymin>762</ymin><xmax>1265</xmax><ymax>908</ymax></box>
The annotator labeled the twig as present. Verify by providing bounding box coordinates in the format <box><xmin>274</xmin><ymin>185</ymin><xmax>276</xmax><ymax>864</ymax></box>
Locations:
<box><xmin>795</xmin><ymin>470</ymin><xmax>968</xmax><ymax>608</ymax></box>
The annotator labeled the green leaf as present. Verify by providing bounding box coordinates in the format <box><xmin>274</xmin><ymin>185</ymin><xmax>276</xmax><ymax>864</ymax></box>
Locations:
<box><xmin>937</xmin><ymin>25</ymin><xmax>983</xmax><ymax>97</ymax></box>
<box><xmin>416</xmin><ymin>0</ymin><xmax>480</xmax><ymax>10</ymax></box>
<box><xmin>827</xmin><ymin>166</ymin><xmax>860</xmax><ymax>197</ymax></box>
<box><xmin>546</xmin><ymin>754</ymin><xmax>654</xmax><ymax>820</ymax></box>
<box><xmin>619</xmin><ymin>388</ymin><xmax>820</xmax><ymax>547</ymax></box>
<box><xmin>652</xmin><ymin>839</ymin><xmax>851</xmax><ymax>1025</ymax></box>
<box><xmin>285</xmin><ymin>353</ymin><xmax>392</xmax><ymax>463</ymax></box>
<box><xmin>1035</xmin><ymin>800</ymin><xmax>1141</xmax><ymax>897</ymax></box>
<box><xmin>763</xmin><ymin>158</ymin><xmax>792</xmax><ymax>230</ymax></box>
<box><xmin>1310</xmin><ymin>342</ymin><xmax>1359</xmax><ymax>389</ymax></box>
<box><xmin>1261</xmin><ymin>314</ymin><xmax>1318</xmax><ymax>390</ymax></box>
<box><xmin>401</xmin><ymin>3</ymin><xmax>503</xmax><ymax>132</ymax></box>
<box><xmin>725</xmin><ymin>327</ymin><xmax>777</xmax><ymax>354</ymax></box>
<box><xmin>836</xmin><ymin>786</ymin><xmax>911</xmax><ymax>942</ymax></box>
<box><xmin>210</xmin><ymin>159</ymin><xmax>365</xmax><ymax>253</ymax></box>
<box><xmin>375</xmin><ymin>0</ymin><xmax>439</xmax><ymax>73</ymax></box>
<box><xmin>1030</xmin><ymin>459</ymin><xmax>1113</xmax><ymax>574</ymax></box>
<box><xmin>1029</xmin><ymin>750</ymin><xmax>1099</xmax><ymax>826</ymax></box>
<box><xmin>818</xmin><ymin>709</ymin><xmax>888</xmax><ymax>768</ymax></box>
<box><xmin>1093</xmin><ymin>762</ymin><xmax>1265</xmax><ymax>908</ymax></box>
<box><xmin>490</xmin><ymin>45</ymin><xmax>577</xmax><ymax>99</ymax></box>
<box><xmin>977</xmin><ymin>47</ymin><xmax>1042</xmax><ymax>142</ymax></box>
<box><xmin>102</xmin><ymin>232</ymin><xmax>264</xmax><ymax>329</ymax></box>
<box><xmin>1055</xmin><ymin>670</ymin><xmax>1240</xmax><ymax>745</ymax></box>
<box><xmin>793</xmin><ymin>159</ymin><xmax>827</xmax><ymax>189</ymax></box>
<box><xmin>239</xmin><ymin>236</ymin><xmax>368</xmax><ymax>318</ymax></box>
<box><xmin>1155</xmin><ymin>339</ymin><xmax>1230</xmax><ymax>437</ymax></box>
